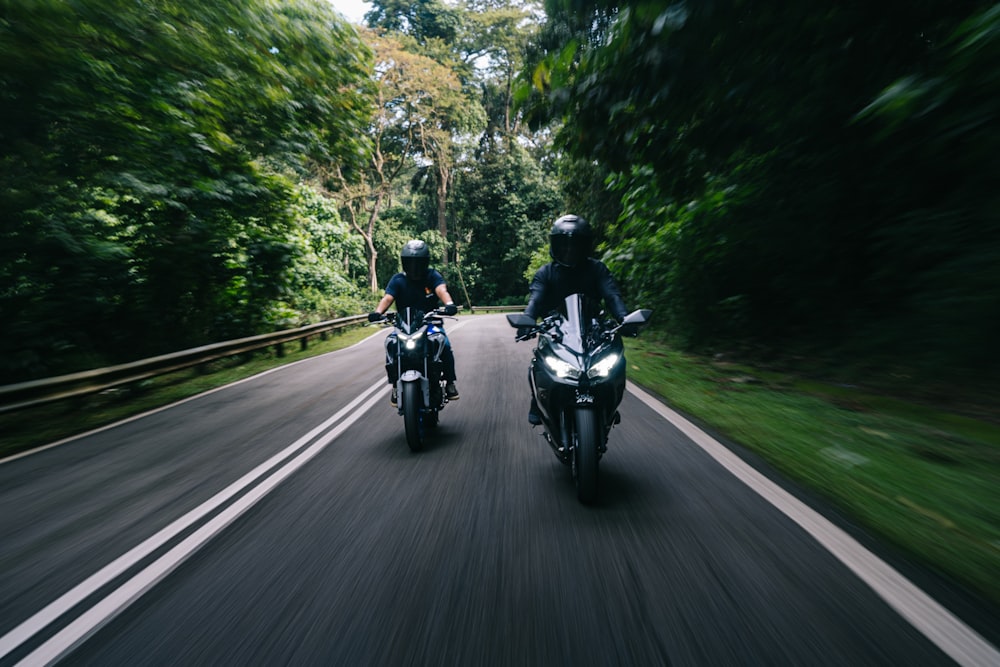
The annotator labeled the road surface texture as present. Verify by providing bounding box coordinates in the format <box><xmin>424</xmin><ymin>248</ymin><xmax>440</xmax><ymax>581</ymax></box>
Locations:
<box><xmin>1</xmin><ymin>315</ymin><xmax>997</xmax><ymax>666</ymax></box>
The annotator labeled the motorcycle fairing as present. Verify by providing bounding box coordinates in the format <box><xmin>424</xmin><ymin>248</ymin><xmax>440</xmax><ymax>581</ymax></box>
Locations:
<box><xmin>529</xmin><ymin>294</ymin><xmax>627</xmax><ymax>452</ymax></box>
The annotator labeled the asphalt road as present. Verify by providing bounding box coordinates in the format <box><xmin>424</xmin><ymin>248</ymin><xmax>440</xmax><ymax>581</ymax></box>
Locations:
<box><xmin>0</xmin><ymin>315</ymin><xmax>996</xmax><ymax>666</ymax></box>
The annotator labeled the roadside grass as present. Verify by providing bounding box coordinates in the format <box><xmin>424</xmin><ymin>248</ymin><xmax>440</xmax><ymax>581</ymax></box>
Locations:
<box><xmin>623</xmin><ymin>336</ymin><xmax>1000</xmax><ymax>606</ymax></box>
<box><xmin>0</xmin><ymin>325</ymin><xmax>377</xmax><ymax>460</ymax></box>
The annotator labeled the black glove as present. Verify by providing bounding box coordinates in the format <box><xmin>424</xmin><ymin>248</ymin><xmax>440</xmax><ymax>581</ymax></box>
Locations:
<box><xmin>619</xmin><ymin>322</ymin><xmax>640</xmax><ymax>337</ymax></box>
<box><xmin>368</xmin><ymin>311</ymin><xmax>383</xmax><ymax>322</ymax></box>
<box><xmin>443</xmin><ymin>302</ymin><xmax>458</xmax><ymax>316</ymax></box>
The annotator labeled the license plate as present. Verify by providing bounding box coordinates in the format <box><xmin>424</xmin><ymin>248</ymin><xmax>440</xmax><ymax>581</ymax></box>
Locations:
<box><xmin>575</xmin><ymin>392</ymin><xmax>594</xmax><ymax>405</ymax></box>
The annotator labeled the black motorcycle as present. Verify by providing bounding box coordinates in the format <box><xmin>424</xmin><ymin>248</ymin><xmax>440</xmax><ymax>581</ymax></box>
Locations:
<box><xmin>507</xmin><ymin>295</ymin><xmax>651</xmax><ymax>504</ymax></box>
<box><xmin>379</xmin><ymin>306</ymin><xmax>454</xmax><ymax>451</ymax></box>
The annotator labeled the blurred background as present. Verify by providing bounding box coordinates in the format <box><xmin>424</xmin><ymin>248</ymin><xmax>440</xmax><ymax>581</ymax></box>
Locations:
<box><xmin>1</xmin><ymin>0</ymin><xmax>997</xmax><ymax>392</ymax></box>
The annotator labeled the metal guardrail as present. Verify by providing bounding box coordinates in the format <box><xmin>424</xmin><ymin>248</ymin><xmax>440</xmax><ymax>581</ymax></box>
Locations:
<box><xmin>0</xmin><ymin>314</ymin><xmax>369</xmax><ymax>414</ymax></box>
<box><xmin>467</xmin><ymin>305</ymin><xmax>525</xmax><ymax>313</ymax></box>
<box><xmin>0</xmin><ymin>306</ymin><xmax>527</xmax><ymax>414</ymax></box>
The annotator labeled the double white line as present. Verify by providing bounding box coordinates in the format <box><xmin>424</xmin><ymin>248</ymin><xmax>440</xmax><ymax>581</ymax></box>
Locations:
<box><xmin>0</xmin><ymin>379</ymin><xmax>387</xmax><ymax>666</ymax></box>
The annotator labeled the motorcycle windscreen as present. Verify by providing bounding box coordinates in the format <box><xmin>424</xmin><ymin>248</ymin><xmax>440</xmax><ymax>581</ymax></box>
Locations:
<box><xmin>558</xmin><ymin>294</ymin><xmax>588</xmax><ymax>355</ymax></box>
<box><xmin>397</xmin><ymin>307</ymin><xmax>424</xmax><ymax>335</ymax></box>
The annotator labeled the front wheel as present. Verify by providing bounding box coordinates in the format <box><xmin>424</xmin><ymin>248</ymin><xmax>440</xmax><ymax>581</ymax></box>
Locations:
<box><xmin>402</xmin><ymin>382</ymin><xmax>423</xmax><ymax>451</ymax></box>
<box><xmin>573</xmin><ymin>408</ymin><xmax>599</xmax><ymax>504</ymax></box>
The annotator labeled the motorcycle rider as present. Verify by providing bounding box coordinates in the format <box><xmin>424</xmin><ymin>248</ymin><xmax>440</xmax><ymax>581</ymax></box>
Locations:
<box><xmin>368</xmin><ymin>239</ymin><xmax>460</xmax><ymax>406</ymax></box>
<box><xmin>521</xmin><ymin>214</ymin><xmax>631</xmax><ymax>424</ymax></box>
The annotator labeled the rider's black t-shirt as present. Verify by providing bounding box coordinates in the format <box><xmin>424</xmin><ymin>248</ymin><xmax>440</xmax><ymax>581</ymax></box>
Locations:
<box><xmin>385</xmin><ymin>269</ymin><xmax>445</xmax><ymax>312</ymax></box>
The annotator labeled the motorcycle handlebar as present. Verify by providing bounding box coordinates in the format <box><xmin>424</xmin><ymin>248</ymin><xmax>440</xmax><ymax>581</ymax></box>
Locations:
<box><xmin>513</xmin><ymin>315</ymin><xmax>626</xmax><ymax>343</ymax></box>
<box><xmin>372</xmin><ymin>308</ymin><xmax>458</xmax><ymax>326</ymax></box>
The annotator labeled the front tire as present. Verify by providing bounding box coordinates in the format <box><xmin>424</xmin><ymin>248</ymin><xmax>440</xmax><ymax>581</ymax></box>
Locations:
<box><xmin>573</xmin><ymin>408</ymin><xmax>599</xmax><ymax>504</ymax></box>
<box><xmin>402</xmin><ymin>382</ymin><xmax>423</xmax><ymax>451</ymax></box>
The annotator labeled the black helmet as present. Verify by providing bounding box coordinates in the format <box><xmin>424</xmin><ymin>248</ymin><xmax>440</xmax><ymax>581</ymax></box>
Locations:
<box><xmin>549</xmin><ymin>214</ymin><xmax>593</xmax><ymax>268</ymax></box>
<box><xmin>401</xmin><ymin>239</ymin><xmax>430</xmax><ymax>279</ymax></box>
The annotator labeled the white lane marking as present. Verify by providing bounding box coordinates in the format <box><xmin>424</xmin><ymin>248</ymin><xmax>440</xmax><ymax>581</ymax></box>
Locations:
<box><xmin>4</xmin><ymin>314</ymin><xmax>463</xmax><ymax>660</ymax></box>
<box><xmin>0</xmin><ymin>379</ymin><xmax>386</xmax><ymax>662</ymax></box>
<box><xmin>626</xmin><ymin>380</ymin><xmax>1000</xmax><ymax>667</ymax></box>
<box><xmin>17</xmin><ymin>386</ymin><xmax>387</xmax><ymax>667</ymax></box>
<box><xmin>0</xmin><ymin>327</ymin><xmax>387</xmax><ymax>465</ymax></box>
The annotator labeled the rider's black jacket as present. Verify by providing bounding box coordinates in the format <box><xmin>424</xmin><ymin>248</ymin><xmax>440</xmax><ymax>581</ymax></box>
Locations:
<box><xmin>525</xmin><ymin>259</ymin><xmax>628</xmax><ymax>322</ymax></box>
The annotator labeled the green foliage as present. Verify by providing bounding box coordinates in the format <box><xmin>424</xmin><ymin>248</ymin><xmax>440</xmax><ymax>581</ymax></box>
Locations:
<box><xmin>331</xmin><ymin>27</ymin><xmax>484</xmax><ymax>291</ymax></box>
<box><xmin>365</xmin><ymin>0</ymin><xmax>462</xmax><ymax>43</ymax></box>
<box><xmin>373</xmin><ymin>207</ymin><xmax>419</xmax><ymax>285</ymax></box>
<box><xmin>526</xmin><ymin>0</ymin><xmax>999</xmax><ymax>381</ymax></box>
<box><xmin>556</xmin><ymin>153</ymin><xmax>622</xmax><ymax>238</ymax></box>
<box><xmin>523</xmin><ymin>245</ymin><xmax>550</xmax><ymax>285</ymax></box>
<box><xmin>342</xmin><ymin>6</ymin><xmax>552</xmax><ymax>303</ymax></box>
<box><xmin>450</xmin><ymin>143</ymin><xmax>561</xmax><ymax>303</ymax></box>
<box><xmin>0</xmin><ymin>0</ymin><xmax>373</xmax><ymax>381</ymax></box>
<box><xmin>851</xmin><ymin>4</ymin><xmax>1000</xmax><ymax>371</ymax></box>
<box><xmin>284</xmin><ymin>186</ymin><xmax>370</xmax><ymax>319</ymax></box>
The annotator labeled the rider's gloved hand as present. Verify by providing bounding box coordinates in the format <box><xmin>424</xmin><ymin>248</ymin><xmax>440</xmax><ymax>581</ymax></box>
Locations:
<box><xmin>368</xmin><ymin>311</ymin><xmax>383</xmax><ymax>322</ymax></box>
<box><xmin>619</xmin><ymin>322</ymin><xmax>639</xmax><ymax>337</ymax></box>
<box><xmin>443</xmin><ymin>302</ymin><xmax>458</xmax><ymax>316</ymax></box>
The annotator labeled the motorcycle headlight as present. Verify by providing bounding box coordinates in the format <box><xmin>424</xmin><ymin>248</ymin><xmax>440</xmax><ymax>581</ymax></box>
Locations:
<box><xmin>399</xmin><ymin>331</ymin><xmax>423</xmax><ymax>349</ymax></box>
<box><xmin>542</xmin><ymin>352</ymin><xmax>581</xmax><ymax>379</ymax></box>
<box><xmin>587</xmin><ymin>352</ymin><xmax>620</xmax><ymax>379</ymax></box>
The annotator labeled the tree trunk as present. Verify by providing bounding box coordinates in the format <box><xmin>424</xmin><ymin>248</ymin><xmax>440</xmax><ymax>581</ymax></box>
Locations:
<box><xmin>436</xmin><ymin>162</ymin><xmax>450</xmax><ymax>266</ymax></box>
<box><xmin>365</xmin><ymin>191</ymin><xmax>385</xmax><ymax>293</ymax></box>
<box><xmin>453</xmin><ymin>231</ymin><xmax>473</xmax><ymax>309</ymax></box>
<box><xmin>365</xmin><ymin>234</ymin><xmax>379</xmax><ymax>294</ymax></box>
<box><xmin>343</xmin><ymin>191</ymin><xmax>383</xmax><ymax>294</ymax></box>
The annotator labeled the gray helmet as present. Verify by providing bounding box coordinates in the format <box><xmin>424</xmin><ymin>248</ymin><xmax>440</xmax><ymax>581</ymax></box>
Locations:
<box><xmin>549</xmin><ymin>214</ymin><xmax>593</xmax><ymax>268</ymax></box>
<box><xmin>401</xmin><ymin>239</ymin><xmax>430</xmax><ymax>279</ymax></box>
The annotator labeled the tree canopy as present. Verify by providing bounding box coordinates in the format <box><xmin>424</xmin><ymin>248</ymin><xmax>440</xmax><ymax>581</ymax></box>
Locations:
<box><xmin>1</xmin><ymin>0</ymin><xmax>372</xmax><ymax>380</ymax></box>
<box><xmin>522</xmin><ymin>0</ymin><xmax>1000</xmax><ymax>378</ymax></box>
<box><xmin>2</xmin><ymin>0</ymin><xmax>996</xmax><ymax>387</ymax></box>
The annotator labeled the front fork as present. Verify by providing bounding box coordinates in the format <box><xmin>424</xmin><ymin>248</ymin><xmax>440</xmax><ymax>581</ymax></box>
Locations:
<box><xmin>530</xmin><ymin>368</ymin><xmax>609</xmax><ymax>459</ymax></box>
<box><xmin>562</xmin><ymin>406</ymin><xmax>608</xmax><ymax>453</ymax></box>
<box><xmin>539</xmin><ymin>407</ymin><xmax>605</xmax><ymax>464</ymax></box>
<box><xmin>397</xmin><ymin>370</ymin><xmax>430</xmax><ymax>415</ymax></box>
<box><xmin>391</xmin><ymin>348</ymin><xmax>444</xmax><ymax>416</ymax></box>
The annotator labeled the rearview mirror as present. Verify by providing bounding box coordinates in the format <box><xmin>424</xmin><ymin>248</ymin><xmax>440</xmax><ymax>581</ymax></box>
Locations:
<box><xmin>621</xmin><ymin>309</ymin><xmax>652</xmax><ymax>326</ymax></box>
<box><xmin>506</xmin><ymin>313</ymin><xmax>536</xmax><ymax>328</ymax></box>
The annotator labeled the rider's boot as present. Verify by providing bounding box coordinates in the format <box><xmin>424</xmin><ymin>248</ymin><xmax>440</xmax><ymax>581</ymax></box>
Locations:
<box><xmin>528</xmin><ymin>398</ymin><xmax>542</xmax><ymax>425</ymax></box>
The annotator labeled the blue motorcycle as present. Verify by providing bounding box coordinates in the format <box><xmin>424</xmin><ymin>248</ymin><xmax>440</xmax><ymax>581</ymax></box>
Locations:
<box><xmin>381</xmin><ymin>306</ymin><xmax>454</xmax><ymax>451</ymax></box>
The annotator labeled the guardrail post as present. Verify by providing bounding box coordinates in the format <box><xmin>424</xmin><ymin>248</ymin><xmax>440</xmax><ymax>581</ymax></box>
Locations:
<box><xmin>276</xmin><ymin>342</ymin><xmax>285</xmax><ymax>358</ymax></box>
<box><xmin>300</xmin><ymin>337</ymin><xmax>308</xmax><ymax>352</ymax></box>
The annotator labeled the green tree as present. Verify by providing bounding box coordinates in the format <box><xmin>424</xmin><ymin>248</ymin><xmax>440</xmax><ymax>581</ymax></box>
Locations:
<box><xmin>362</xmin><ymin>1</ymin><xmax>488</xmax><ymax>267</ymax></box>
<box><xmin>365</xmin><ymin>0</ymin><xmax>462</xmax><ymax>43</ymax></box>
<box><xmin>0</xmin><ymin>0</ymin><xmax>372</xmax><ymax>380</ymax></box>
<box><xmin>450</xmin><ymin>143</ymin><xmax>560</xmax><ymax>303</ymax></box>
<box><xmin>284</xmin><ymin>185</ymin><xmax>370</xmax><ymax>321</ymax></box>
<box><xmin>852</xmin><ymin>4</ymin><xmax>1000</xmax><ymax>370</ymax></box>
<box><xmin>326</xmin><ymin>30</ymin><xmax>478</xmax><ymax>289</ymax></box>
<box><xmin>460</xmin><ymin>0</ymin><xmax>542</xmax><ymax>149</ymax></box>
<box><xmin>522</xmin><ymin>0</ymin><xmax>997</xmax><ymax>377</ymax></box>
